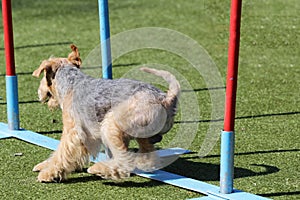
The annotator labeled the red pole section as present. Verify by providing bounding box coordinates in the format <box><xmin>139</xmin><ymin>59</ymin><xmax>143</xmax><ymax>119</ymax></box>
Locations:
<box><xmin>224</xmin><ymin>0</ymin><xmax>242</xmax><ymax>132</ymax></box>
<box><xmin>2</xmin><ymin>0</ymin><xmax>16</xmax><ymax>76</ymax></box>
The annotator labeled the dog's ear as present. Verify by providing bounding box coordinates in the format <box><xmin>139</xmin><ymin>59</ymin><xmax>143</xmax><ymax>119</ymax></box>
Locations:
<box><xmin>32</xmin><ymin>60</ymin><xmax>60</xmax><ymax>84</ymax></box>
<box><xmin>32</xmin><ymin>60</ymin><xmax>51</xmax><ymax>77</ymax></box>
<box><xmin>68</xmin><ymin>44</ymin><xmax>82</xmax><ymax>68</ymax></box>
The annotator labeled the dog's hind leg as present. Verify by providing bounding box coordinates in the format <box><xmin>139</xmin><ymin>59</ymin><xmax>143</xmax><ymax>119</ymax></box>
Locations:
<box><xmin>87</xmin><ymin>112</ymin><xmax>133</xmax><ymax>180</ymax></box>
<box><xmin>135</xmin><ymin>138</ymin><xmax>160</xmax><ymax>172</ymax></box>
<box><xmin>136</xmin><ymin>138</ymin><xmax>155</xmax><ymax>153</ymax></box>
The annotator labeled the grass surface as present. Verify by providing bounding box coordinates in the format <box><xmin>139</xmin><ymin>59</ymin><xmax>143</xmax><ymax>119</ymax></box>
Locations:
<box><xmin>0</xmin><ymin>0</ymin><xmax>299</xmax><ymax>199</ymax></box>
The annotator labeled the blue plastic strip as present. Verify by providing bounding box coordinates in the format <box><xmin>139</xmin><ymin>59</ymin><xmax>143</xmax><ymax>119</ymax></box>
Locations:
<box><xmin>91</xmin><ymin>147</ymin><xmax>190</xmax><ymax>163</ymax></box>
<box><xmin>190</xmin><ymin>197</ymin><xmax>212</xmax><ymax>200</ymax></box>
<box><xmin>137</xmin><ymin>170</ymin><xmax>220</xmax><ymax>195</ymax></box>
<box><xmin>190</xmin><ymin>189</ymin><xmax>270</xmax><ymax>200</ymax></box>
<box><xmin>138</xmin><ymin>170</ymin><xmax>269</xmax><ymax>200</ymax></box>
<box><xmin>220</xmin><ymin>131</ymin><xmax>235</xmax><ymax>194</ymax></box>
<box><xmin>156</xmin><ymin>147</ymin><xmax>190</xmax><ymax>157</ymax></box>
<box><xmin>98</xmin><ymin>0</ymin><xmax>112</xmax><ymax>79</ymax></box>
<box><xmin>6</xmin><ymin>75</ymin><xmax>20</xmax><ymax>130</ymax></box>
<box><xmin>0</xmin><ymin>131</ymin><xmax>11</xmax><ymax>139</ymax></box>
<box><xmin>0</xmin><ymin>123</ymin><xmax>59</xmax><ymax>150</ymax></box>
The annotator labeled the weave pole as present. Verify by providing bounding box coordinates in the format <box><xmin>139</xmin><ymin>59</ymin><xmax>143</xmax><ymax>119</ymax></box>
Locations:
<box><xmin>220</xmin><ymin>0</ymin><xmax>242</xmax><ymax>194</ymax></box>
<box><xmin>2</xmin><ymin>0</ymin><xmax>20</xmax><ymax>130</ymax></box>
<box><xmin>98</xmin><ymin>0</ymin><xmax>112</xmax><ymax>79</ymax></box>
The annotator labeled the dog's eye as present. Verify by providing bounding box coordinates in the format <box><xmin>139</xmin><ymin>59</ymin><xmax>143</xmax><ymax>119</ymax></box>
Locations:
<box><xmin>47</xmin><ymin>92</ymin><xmax>52</xmax><ymax>97</ymax></box>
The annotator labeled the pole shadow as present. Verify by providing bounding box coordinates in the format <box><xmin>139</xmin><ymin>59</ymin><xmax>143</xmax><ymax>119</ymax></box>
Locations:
<box><xmin>175</xmin><ymin>111</ymin><xmax>300</xmax><ymax>124</ymax></box>
<box><xmin>258</xmin><ymin>191</ymin><xmax>300</xmax><ymax>198</ymax></box>
<box><xmin>0</xmin><ymin>42</ymin><xmax>73</xmax><ymax>51</ymax></box>
<box><xmin>0</xmin><ymin>100</ymin><xmax>40</xmax><ymax>105</ymax></box>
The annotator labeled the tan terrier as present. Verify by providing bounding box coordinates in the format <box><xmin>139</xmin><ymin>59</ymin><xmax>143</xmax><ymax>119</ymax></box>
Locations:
<box><xmin>32</xmin><ymin>45</ymin><xmax>180</xmax><ymax>182</ymax></box>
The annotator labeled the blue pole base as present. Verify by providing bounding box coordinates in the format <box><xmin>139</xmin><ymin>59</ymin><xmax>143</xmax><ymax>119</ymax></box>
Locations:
<box><xmin>6</xmin><ymin>75</ymin><xmax>20</xmax><ymax>130</ymax></box>
<box><xmin>220</xmin><ymin>130</ymin><xmax>235</xmax><ymax>194</ymax></box>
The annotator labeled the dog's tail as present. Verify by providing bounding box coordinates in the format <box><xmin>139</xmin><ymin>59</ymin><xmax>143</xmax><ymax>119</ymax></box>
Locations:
<box><xmin>140</xmin><ymin>67</ymin><xmax>180</xmax><ymax>113</ymax></box>
<box><xmin>140</xmin><ymin>67</ymin><xmax>180</xmax><ymax>136</ymax></box>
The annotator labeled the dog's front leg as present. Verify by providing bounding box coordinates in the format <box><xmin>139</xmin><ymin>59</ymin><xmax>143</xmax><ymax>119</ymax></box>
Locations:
<box><xmin>35</xmin><ymin>100</ymin><xmax>88</xmax><ymax>182</ymax></box>
<box><xmin>36</xmin><ymin>128</ymin><xmax>88</xmax><ymax>182</ymax></box>
<box><xmin>33</xmin><ymin>158</ymin><xmax>52</xmax><ymax>172</ymax></box>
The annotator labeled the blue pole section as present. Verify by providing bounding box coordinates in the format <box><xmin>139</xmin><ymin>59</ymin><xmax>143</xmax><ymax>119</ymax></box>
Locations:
<box><xmin>98</xmin><ymin>0</ymin><xmax>112</xmax><ymax>79</ymax></box>
<box><xmin>6</xmin><ymin>75</ymin><xmax>20</xmax><ymax>130</ymax></box>
<box><xmin>98</xmin><ymin>0</ymin><xmax>112</xmax><ymax>159</ymax></box>
<box><xmin>220</xmin><ymin>130</ymin><xmax>235</xmax><ymax>193</ymax></box>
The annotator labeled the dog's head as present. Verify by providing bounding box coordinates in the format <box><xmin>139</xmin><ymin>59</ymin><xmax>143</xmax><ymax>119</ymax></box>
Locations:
<box><xmin>32</xmin><ymin>44</ymin><xmax>81</xmax><ymax>109</ymax></box>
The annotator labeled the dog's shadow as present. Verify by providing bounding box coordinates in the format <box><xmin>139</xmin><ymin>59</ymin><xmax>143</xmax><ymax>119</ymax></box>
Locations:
<box><xmin>63</xmin><ymin>153</ymin><xmax>279</xmax><ymax>187</ymax></box>
<box><xmin>64</xmin><ymin>171</ymin><xmax>164</xmax><ymax>187</ymax></box>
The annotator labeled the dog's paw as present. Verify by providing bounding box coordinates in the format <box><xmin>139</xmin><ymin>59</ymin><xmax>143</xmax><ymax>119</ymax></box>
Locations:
<box><xmin>87</xmin><ymin>162</ymin><xmax>130</xmax><ymax>180</ymax></box>
<box><xmin>37</xmin><ymin>169</ymin><xmax>65</xmax><ymax>183</ymax></box>
<box><xmin>33</xmin><ymin>160</ymin><xmax>50</xmax><ymax>172</ymax></box>
<box><xmin>135</xmin><ymin>152</ymin><xmax>160</xmax><ymax>172</ymax></box>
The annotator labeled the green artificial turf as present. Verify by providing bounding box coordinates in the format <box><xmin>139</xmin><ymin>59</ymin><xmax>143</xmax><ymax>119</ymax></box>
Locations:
<box><xmin>0</xmin><ymin>0</ymin><xmax>299</xmax><ymax>199</ymax></box>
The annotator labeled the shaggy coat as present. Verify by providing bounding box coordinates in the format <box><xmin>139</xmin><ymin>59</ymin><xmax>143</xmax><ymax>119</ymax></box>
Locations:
<box><xmin>32</xmin><ymin>45</ymin><xmax>180</xmax><ymax>182</ymax></box>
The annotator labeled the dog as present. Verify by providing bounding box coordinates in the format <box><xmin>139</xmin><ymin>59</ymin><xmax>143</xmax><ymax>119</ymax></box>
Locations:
<box><xmin>32</xmin><ymin>45</ymin><xmax>180</xmax><ymax>182</ymax></box>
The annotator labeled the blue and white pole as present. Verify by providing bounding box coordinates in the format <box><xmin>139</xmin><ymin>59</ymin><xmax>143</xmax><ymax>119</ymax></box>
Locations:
<box><xmin>98</xmin><ymin>0</ymin><xmax>113</xmax><ymax>158</ymax></box>
<box><xmin>98</xmin><ymin>0</ymin><xmax>112</xmax><ymax>79</ymax></box>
